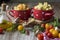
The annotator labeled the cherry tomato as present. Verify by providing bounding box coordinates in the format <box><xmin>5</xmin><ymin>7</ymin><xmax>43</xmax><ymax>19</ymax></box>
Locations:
<box><xmin>0</xmin><ymin>28</ymin><xmax>3</xmax><ymax>34</ymax></box>
<box><xmin>49</xmin><ymin>28</ymin><xmax>55</xmax><ymax>33</ymax></box>
<box><xmin>52</xmin><ymin>30</ymin><xmax>58</xmax><ymax>38</ymax></box>
<box><xmin>47</xmin><ymin>32</ymin><xmax>53</xmax><ymax>38</ymax></box>
<box><xmin>49</xmin><ymin>25</ymin><xmax>53</xmax><ymax>29</ymax></box>
<box><xmin>41</xmin><ymin>23</ymin><xmax>45</xmax><ymax>28</ymax></box>
<box><xmin>58</xmin><ymin>33</ymin><xmax>60</xmax><ymax>38</ymax></box>
<box><xmin>37</xmin><ymin>33</ymin><xmax>44</xmax><ymax>40</ymax></box>
<box><xmin>45</xmin><ymin>28</ymin><xmax>50</xmax><ymax>33</ymax></box>
<box><xmin>18</xmin><ymin>25</ymin><xmax>24</xmax><ymax>31</ymax></box>
<box><xmin>45</xmin><ymin>30</ymin><xmax>49</xmax><ymax>35</ymax></box>
<box><xmin>45</xmin><ymin>23</ymin><xmax>50</xmax><ymax>29</ymax></box>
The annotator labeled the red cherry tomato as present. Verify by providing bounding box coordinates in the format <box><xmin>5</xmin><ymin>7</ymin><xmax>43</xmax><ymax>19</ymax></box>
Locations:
<box><xmin>49</xmin><ymin>25</ymin><xmax>53</xmax><ymax>29</ymax></box>
<box><xmin>37</xmin><ymin>33</ymin><xmax>44</xmax><ymax>40</ymax></box>
<box><xmin>0</xmin><ymin>28</ymin><xmax>3</xmax><ymax>34</ymax></box>
<box><xmin>47</xmin><ymin>32</ymin><xmax>52</xmax><ymax>38</ymax></box>
<box><xmin>45</xmin><ymin>30</ymin><xmax>49</xmax><ymax>35</ymax></box>
<box><xmin>41</xmin><ymin>23</ymin><xmax>45</xmax><ymax>28</ymax></box>
<box><xmin>45</xmin><ymin>28</ymin><xmax>50</xmax><ymax>32</ymax></box>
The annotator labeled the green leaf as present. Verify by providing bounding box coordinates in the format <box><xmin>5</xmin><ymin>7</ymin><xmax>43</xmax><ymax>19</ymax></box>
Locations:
<box><xmin>53</xmin><ymin>21</ymin><xmax>57</xmax><ymax>27</ymax></box>
<box><xmin>2</xmin><ymin>20</ymin><xmax>8</xmax><ymax>24</ymax></box>
<box><xmin>20</xmin><ymin>29</ymin><xmax>25</xmax><ymax>34</ymax></box>
<box><xmin>6</xmin><ymin>23</ymin><xmax>19</xmax><ymax>31</ymax></box>
<box><xmin>6</xmin><ymin>27</ymin><xmax>13</xmax><ymax>32</ymax></box>
<box><xmin>12</xmin><ymin>23</ymin><xmax>19</xmax><ymax>29</ymax></box>
<box><xmin>33</xmin><ymin>24</ymin><xmax>40</xmax><ymax>32</ymax></box>
<box><xmin>39</xmin><ymin>27</ymin><xmax>45</xmax><ymax>32</ymax></box>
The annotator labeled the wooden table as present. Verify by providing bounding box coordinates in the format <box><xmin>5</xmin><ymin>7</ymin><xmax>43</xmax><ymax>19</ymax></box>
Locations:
<box><xmin>0</xmin><ymin>31</ymin><xmax>37</xmax><ymax>40</ymax></box>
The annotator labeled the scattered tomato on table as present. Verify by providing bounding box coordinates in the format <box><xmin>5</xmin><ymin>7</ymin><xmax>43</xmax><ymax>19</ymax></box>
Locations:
<box><xmin>52</xmin><ymin>30</ymin><xmax>59</xmax><ymax>38</ymax></box>
<box><xmin>0</xmin><ymin>20</ymin><xmax>13</xmax><ymax>30</ymax></box>
<box><xmin>49</xmin><ymin>25</ymin><xmax>54</xmax><ymax>29</ymax></box>
<box><xmin>47</xmin><ymin>32</ymin><xmax>53</xmax><ymax>38</ymax></box>
<box><xmin>0</xmin><ymin>27</ymin><xmax>3</xmax><ymax>34</ymax></box>
<box><xmin>37</xmin><ymin>33</ymin><xmax>44</xmax><ymax>40</ymax></box>
<box><xmin>58</xmin><ymin>33</ymin><xmax>60</xmax><ymax>38</ymax></box>
<box><xmin>49</xmin><ymin>28</ymin><xmax>55</xmax><ymax>33</ymax></box>
<box><xmin>18</xmin><ymin>25</ymin><xmax>24</xmax><ymax>31</ymax></box>
<box><xmin>6</xmin><ymin>23</ymin><xmax>19</xmax><ymax>32</ymax></box>
<box><xmin>41</xmin><ymin>23</ymin><xmax>45</xmax><ymax>28</ymax></box>
<box><xmin>45</xmin><ymin>23</ymin><xmax>50</xmax><ymax>29</ymax></box>
<box><xmin>7</xmin><ymin>22</ymin><xmax>13</xmax><ymax>27</ymax></box>
<box><xmin>45</xmin><ymin>29</ymin><xmax>49</xmax><ymax>35</ymax></box>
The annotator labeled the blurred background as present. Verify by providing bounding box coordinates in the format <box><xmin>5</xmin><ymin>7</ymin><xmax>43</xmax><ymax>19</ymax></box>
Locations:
<box><xmin>0</xmin><ymin>0</ymin><xmax>60</xmax><ymax>7</ymax></box>
<box><xmin>9</xmin><ymin>0</ymin><xmax>60</xmax><ymax>3</ymax></box>
<box><xmin>0</xmin><ymin>0</ymin><xmax>60</xmax><ymax>18</ymax></box>
<box><xmin>0</xmin><ymin>0</ymin><xmax>60</xmax><ymax>4</ymax></box>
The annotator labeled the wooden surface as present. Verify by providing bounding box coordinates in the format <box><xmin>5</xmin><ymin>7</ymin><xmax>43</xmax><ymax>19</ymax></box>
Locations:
<box><xmin>0</xmin><ymin>3</ymin><xmax>60</xmax><ymax>40</ymax></box>
<box><xmin>0</xmin><ymin>31</ymin><xmax>36</xmax><ymax>40</ymax></box>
